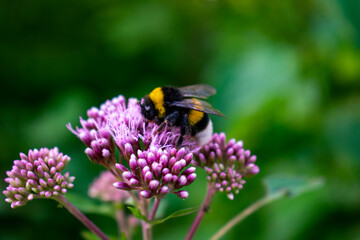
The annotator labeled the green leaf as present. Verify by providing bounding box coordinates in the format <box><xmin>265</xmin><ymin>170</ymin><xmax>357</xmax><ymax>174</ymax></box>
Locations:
<box><xmin>128</xmin><ymin>206</ymin><xmax>199</xmax><ymax>225</ymax></box>
<box><xmin>150</xmin><ymin>206</ymin><xmax>199</xmax><ymax>225</ymax></box>
<box><xmin>263</xmin><ymin>175</ymin><xmax>325</xmax><ymax>197</ymax></box>
<box><xmin>65</xmin><ymin>193</ymin><xmax>114</xmax><ymax>218</ymax></box>
<box><xmin>81</xmin><ymin>231</ymin><xmax>117</xmax><ymax>240</ymax></box>
<box><xmin>120</xmin><ymin>232</ymin><xmax>128</xmax><ymax>240</ymax></box>
<box><xmin>127</xmin><ymin>206</ymin><xmax>148</xmax><ymax>222</ymax></box>
<box><xmin>80</xmin><ymin>231</ymin><xmax>99</xmax><ymax>240</ymax></box>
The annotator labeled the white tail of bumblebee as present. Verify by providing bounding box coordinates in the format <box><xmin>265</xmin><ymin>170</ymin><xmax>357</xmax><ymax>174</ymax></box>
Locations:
<box><xmin>195</xmin><ymin>120</ymin><xmax>213</xmax><ymax>146</ymax></box>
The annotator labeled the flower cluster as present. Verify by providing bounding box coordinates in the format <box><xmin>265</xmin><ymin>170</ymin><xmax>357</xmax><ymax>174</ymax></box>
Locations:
<box><xmin>69</xmin><ymin>95</ymin><xmax>198</xmax><ymax>165</ymax></box>
<box><xmin>66</xmin><ymin>96</ymin><xmax>129</xmax><ymax>167</ymax></box>
<box><xmin>89</xmin><ymin>171</ymin><xmax>130</xmax><ymax>202</ymax></box>
<box><xmin>114</xmin><ymin>145</ymin><xmax>196</xmax><ymax>199</ymax></box>
<box><xmin>194</xmin><ymin>133</ymin><xmax>259</xmax><ymax>200</ymax></box>
<box><xmin>3</xmin><ymin>147</ymin><xmax>75</xmax><ymax>208</ymax></box>
<box><xmin>69</xmin><ymin>95</ymin><xmax>199</xmax><ymax>199</ymax></box>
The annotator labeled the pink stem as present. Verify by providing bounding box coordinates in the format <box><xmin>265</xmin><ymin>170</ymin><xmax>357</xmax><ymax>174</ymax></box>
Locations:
<box><xmin>115</xmin><ymin>204</ymin><xmax>130</xmax><ymax>239</ymax></box>
<box><xmin>54</xmin><ymin>195</ymin><xmax>109</xmax><ymax>240</ymax></box>
<box><xmin>186</xmin><ymin>182</ymin><xmax>217</xmax><ymax>240</ymax></box>
<box><xmin>149</xmin><ymin>197</ymin><xmax>162</xmax><ymax>221</ymax></box>
<box><xmin>139</xmin><ymin>196</ymin><xmax>152</xmax><ymax>240</ymax></box>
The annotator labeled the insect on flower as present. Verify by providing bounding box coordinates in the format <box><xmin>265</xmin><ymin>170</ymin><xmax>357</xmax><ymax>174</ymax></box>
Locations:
<box><xmin>139</xmin><ymin>84</ymin><xmax>225</xmax><ymax>148</ymax></box>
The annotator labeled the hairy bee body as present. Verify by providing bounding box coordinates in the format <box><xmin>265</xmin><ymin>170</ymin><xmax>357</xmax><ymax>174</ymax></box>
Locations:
<box><xmin>140</xmin><ymin>85</ymin><xmax>224</xmax><ymax>147</ymax></box>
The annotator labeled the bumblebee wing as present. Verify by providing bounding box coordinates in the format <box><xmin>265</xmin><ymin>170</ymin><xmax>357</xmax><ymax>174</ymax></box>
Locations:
<box><xmin>169</xmin><ymin>98</ymin><xmax>226</xmax><ymax>118</ymax></box>
<box><xmin>178</xmin><ymin>84</ymin><xmax>216</xmax><ymax>99</ymax></box>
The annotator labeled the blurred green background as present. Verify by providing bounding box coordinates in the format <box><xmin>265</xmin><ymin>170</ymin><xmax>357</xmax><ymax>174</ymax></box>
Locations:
<box><xmin>1</xmin><ymin>0</ymin><xmax>359</xmax><ymax>239</ymax></box>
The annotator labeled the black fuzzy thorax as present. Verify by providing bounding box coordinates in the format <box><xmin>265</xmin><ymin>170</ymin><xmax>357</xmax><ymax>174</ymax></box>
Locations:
<box><xmin>161</xmin><ymin>86</ymin><xmax>183</xmax><ymax>102</ymax></box>
<box><xmin>161</xmin><ymin>86</ymin><xmax>184</xmax><ymax>124</ymax></box>
<box><xmin>161</xmin><ymin>86</ymin><xmax>209</xmax><ymax>135</ymax></box>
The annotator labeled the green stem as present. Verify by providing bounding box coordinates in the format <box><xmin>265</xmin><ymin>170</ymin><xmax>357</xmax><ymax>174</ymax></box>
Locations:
<box><xmin>210</xmin><ymin>190</ymin><xmax>287</xmax><ymax>240</ymax></box>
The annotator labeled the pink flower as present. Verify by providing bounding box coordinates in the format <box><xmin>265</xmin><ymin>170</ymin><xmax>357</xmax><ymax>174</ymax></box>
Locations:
<box><xmin>89</xmin><ymin>171</ymin><xmax>130</xmax><ymax>202</ymax></box>
<box><xmin>194</xmin><ymin>133</ymin><xmax>259</xmax><ymax>200</ymax></box>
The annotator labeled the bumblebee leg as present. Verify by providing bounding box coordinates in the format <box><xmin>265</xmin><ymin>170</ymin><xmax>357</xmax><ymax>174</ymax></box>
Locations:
<box><xmin>156</xmin><ymin>111</ymin><xmax>180</xmax><ymax>133</ymax></box>
<box><xmin>156</xmin><ymin>121</ymin><xmax>167</xmax><ymax>133</ymax></box>
<box><xmin>182</xmin><ymin>114</ymin><xmax>191</xmax><ymax>136</ymax></box>
<box><xmin>176</xmin><ymin>135</ymin><xmax>184</xmax><ymax>148</ymax></box>
<box><xmin>165</xmin><ymin>111</ymin><xmax>180</xmax><ymax>126</ymax></box>
<box><xmin>176</xmin><ymin>114</ymin><xmax>190</xmax><ymax>148</ymax></box>
<box><xmin>155</xmin><ymin>116</ymin><xmax>162</xmax><ymax>125</ymax></box>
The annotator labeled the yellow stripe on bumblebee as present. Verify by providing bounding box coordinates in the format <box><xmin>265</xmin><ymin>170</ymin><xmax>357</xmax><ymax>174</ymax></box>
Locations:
<box><xmin>188</xmin><ymin>99</ymin><xmax>204</xmax><ymax>126</ymax></box>
<box><xmin>149</xmin><ymin>87</ymin><xmax>166</xmax><ymax>118</ymax></box>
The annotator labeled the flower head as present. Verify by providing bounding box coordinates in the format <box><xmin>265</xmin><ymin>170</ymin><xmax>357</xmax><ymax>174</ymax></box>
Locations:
<box><xmin>194</xmin><ymin>133</ymin><xmax>259</xmax><ymax>200</ymax></box>
<box><xmin>69</xmin><ymin>95</ymin><xmax>199</xmax><ymax>199</ymax></box>
<box><xmin>67</xmin><ymin>96</ymin><xmax>128</xmax><ymax>167</ymax></box>
<box><xmin>89</xmin><ymin>171</ymin><xmax>130</xmax><ymax>202</ymax></box>
<box><xmin>69</xmin><ymin>95</ymin><xmax>198</xmax><ymax>163</ymax></box>
<box><xmin>113</xmin><ymin>145</ymin><xmax>196</xmax><ymax>199</ymax></box>
<box><xmin>3</xmin><ymin>147</ymin><xmax>75</xmax><ymax>208</ymax></box>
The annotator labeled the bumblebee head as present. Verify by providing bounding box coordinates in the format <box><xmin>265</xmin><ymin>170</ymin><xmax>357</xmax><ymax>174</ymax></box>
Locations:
<box><xmin>139</xmin><ymin>96</ymin><xmax>157</xmax><ymax>121</ymax></box>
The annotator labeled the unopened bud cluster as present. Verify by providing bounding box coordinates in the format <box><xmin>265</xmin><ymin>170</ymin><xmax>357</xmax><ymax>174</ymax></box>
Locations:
<box><xmin>114</xmin><ymin>145</ymin><xmax>196</xmax><ymax>199</ymax></box>
<box><xmin>3</xmin><ymin>147</ymin><xmax>75</xmax><ymax>208</ymax></box>
<box><xmin>195</xmin><ymin>133</ymin><xmax>259</xmax><ymax>200</ymax></box>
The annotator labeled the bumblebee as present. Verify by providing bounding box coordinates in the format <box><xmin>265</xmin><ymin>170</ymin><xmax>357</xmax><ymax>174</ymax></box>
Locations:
<box><xmin>139</xmin><ymin>84</ymin><xmax>225</xmax><ymax>147</ymax></box>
